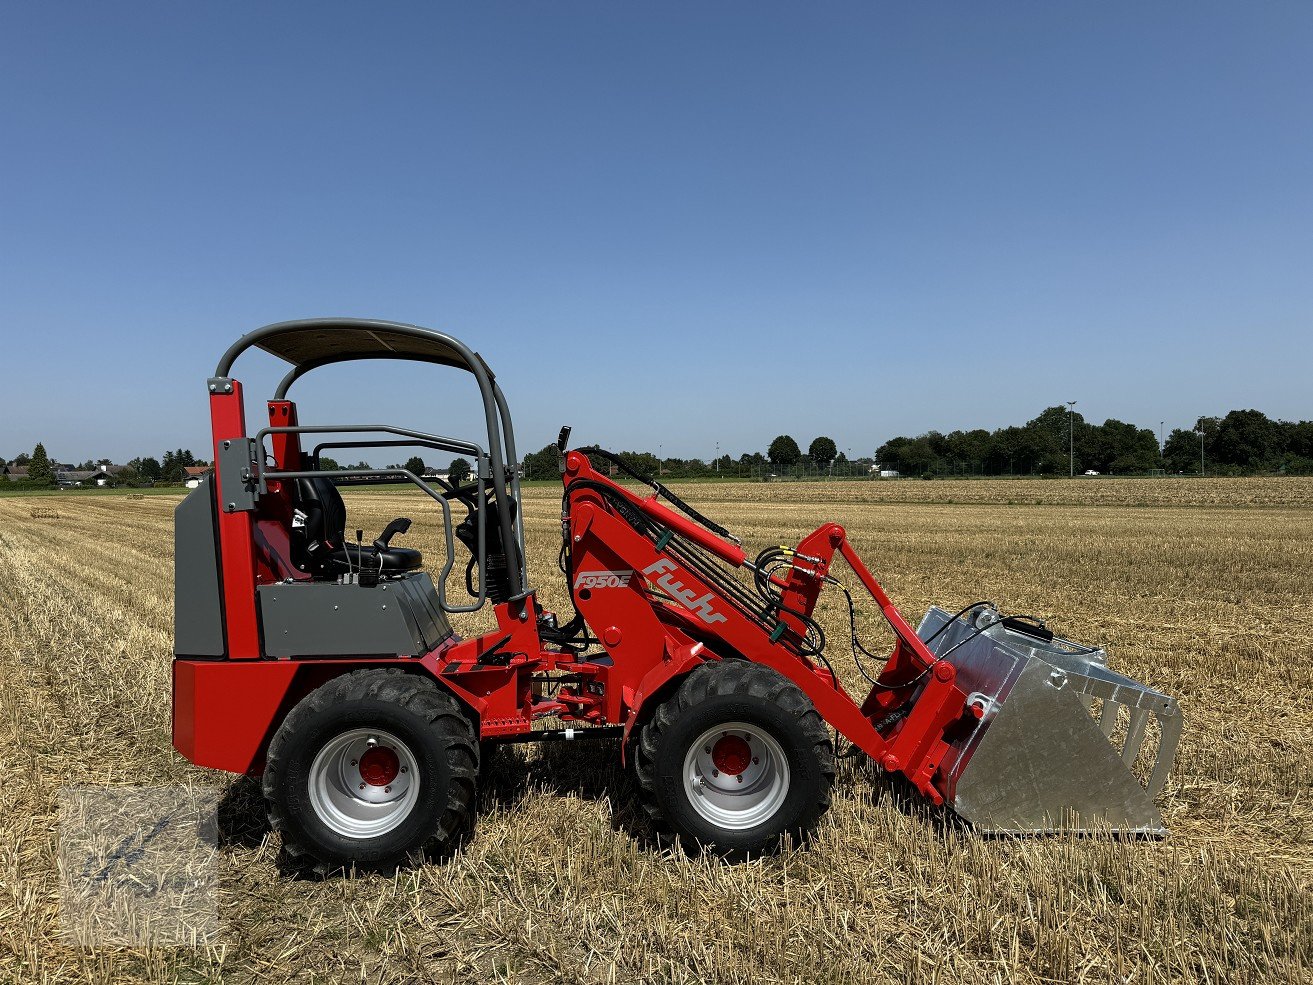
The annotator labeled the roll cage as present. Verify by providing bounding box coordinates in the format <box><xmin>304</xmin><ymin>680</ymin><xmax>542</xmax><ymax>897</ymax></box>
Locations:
<box><xmin>206</xmin><ymin>319</ymin><xmax>529</xmax><ymax>660</ymax></box>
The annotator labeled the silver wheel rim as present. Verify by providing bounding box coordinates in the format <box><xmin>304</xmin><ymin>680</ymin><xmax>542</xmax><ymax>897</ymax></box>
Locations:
<box><xmin>682</xmin><ymin>721</ymin><xmax>790</xmax><ymax>830</ymax></box>
<box><xmin>308</xmin><ymin>728</ymin><xmax>419</xmax><ymax>838</ymax></box>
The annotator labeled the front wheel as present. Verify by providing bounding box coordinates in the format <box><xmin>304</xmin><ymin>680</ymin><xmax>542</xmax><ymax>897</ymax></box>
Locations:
<box><xmin>263</xmin><ymin>669</ymin><xmax>477</xmax><ymax>875</ymax></box>
<box><xmin>634</xmin><ymin>661</ymin><xmax>834</xmax><ymax>859</ymax></box>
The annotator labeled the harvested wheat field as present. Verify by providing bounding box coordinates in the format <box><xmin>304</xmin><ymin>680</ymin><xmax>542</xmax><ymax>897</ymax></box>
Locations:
<box><xmin>1</xmin><ymin>477</ymin><xmax>1311</xmax><ymax>984</ymax></box>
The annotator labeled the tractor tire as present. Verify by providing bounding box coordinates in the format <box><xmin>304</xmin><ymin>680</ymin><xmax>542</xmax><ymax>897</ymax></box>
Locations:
<box><xmin>634</xmin><ymin>660</ymin><xmax>834</xmax><ymax>860</ymax></box>
<box><xmin>263</xmin><ymin>669</ymin><xmax>477</xmax><ymax>876</ymax></box>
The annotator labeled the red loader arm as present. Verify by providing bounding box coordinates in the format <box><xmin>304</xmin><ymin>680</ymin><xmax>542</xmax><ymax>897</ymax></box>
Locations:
<box><xmin>562</xmin><ymin>452</ymin><xmax>972</xmax><ymax>806</ymax></box>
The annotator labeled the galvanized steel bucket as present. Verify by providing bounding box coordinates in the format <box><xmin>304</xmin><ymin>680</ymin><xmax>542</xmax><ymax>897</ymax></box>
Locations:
<box><xmin>918</xmin><ymin>606</ymin><xmax>1183</xmax><ymax>834</ymax></box>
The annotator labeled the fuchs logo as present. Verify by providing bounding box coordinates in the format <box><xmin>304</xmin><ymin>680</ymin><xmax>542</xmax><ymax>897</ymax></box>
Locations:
<box><xmin>573</xmin><ymin>570</ymin><xmax>634</xmax><ymax>590</ymax></box>
<box><xmin>643</xmin><ymin>558</ymin><xmax>728</xmax><ymax>625</ymax></box>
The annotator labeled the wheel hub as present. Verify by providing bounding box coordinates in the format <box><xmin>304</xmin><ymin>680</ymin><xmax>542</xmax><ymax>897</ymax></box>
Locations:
<box><xmin>711</xmin><ymin>734</ymin><xmax>751</xmax><ymax>776</ymax></box>
<box><xmin>358</xmin><ymin>746</ymin><xmax>400</xmax><ymax>786</ymax></box>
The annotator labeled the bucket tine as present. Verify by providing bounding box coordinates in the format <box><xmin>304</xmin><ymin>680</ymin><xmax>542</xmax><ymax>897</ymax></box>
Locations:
<box><xmin>1099</xmin><ymin>699</ymin><xmax>1119</xmax><ymax>737</ymax></box>
<box><xmin>1146</xmin><ymin>704</ymin><xmax>1184</xmax><ymax>799</ymax></box>
<box><xmin>1122</xmin><ymin>707</ymin><xmax>1150</xmax><ymax>766</ymax></box>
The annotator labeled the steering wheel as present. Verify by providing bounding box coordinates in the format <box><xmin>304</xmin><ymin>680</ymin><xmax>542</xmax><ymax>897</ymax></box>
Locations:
<box><xmin>427</xmin><ymin>475</ymin><xmax>477</xmax><ymax>502</ymax></box>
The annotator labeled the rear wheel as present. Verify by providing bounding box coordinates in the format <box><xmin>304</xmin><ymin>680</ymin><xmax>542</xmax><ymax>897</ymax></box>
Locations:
<box><xmin>634</xmin><ymin>661</ymin><xmax>834</xmax><ymax>859</ymax></box>
<box><xmin>264</xmin><ymin>669</ymin><xmax>477</xmax><ymax>875</ymax></box>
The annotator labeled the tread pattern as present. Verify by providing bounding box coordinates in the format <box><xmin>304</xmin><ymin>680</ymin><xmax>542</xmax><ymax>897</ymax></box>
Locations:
<box><xmin>633</xmin><ymin>660</ymin><xmax>835</xmax><ymax>856</ymax></box>
<box><xmin>263</xmin><ymin>668</ymin><xmax>477</xmax><ymax>876</ymax></box>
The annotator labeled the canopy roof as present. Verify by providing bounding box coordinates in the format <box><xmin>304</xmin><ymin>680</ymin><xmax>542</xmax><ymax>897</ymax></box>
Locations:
<box><xmin>253</xmin><ymin>322</ymin><xmax>468</xmax><ymax>371</ymax></box>
<box><xmin>215</xmin><ymin>318</ymin><xmax>492</xmax><ymax>380</ymax></box>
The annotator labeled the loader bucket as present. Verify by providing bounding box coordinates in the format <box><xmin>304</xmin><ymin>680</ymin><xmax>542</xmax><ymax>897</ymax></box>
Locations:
<box><xmin>918</xmin><ymin>606</ymin><xmax>1182</xmax><ymax>835</ymax></box>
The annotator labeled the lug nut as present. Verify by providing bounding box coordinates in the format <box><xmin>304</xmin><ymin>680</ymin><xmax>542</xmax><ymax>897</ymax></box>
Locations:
<box><xmin>384</xmin><ymin>786</ymin><xmax>392</xmax><ymax>793</ymax></box>
<box><xmin>400</xmin><ymin>766</ymin><xmax>408</xmax><ymax>773</ymax></box>
<box><xmin>752</xmin><ymin>757</ymin><xmax>759</xmax><ymax>765</ymax></box>
<box><xmin>711</xmin><ymin>769</ymin><xmax>719</xmax><ymax>777</ymax></box>
<box><xmin>704</xmin><ymin>745</ymin><xmax>712</xmax><ymax>754</ymax></box>
<box><xmin>350</xmin><ymin>760</ymin><xmax>357</xmax><ymax>766</ymax></box>
<box><xmin>736</xmin><ymin>775</ymin><xmax>744</xmax><ymax>783</ymax></box>
<box><xmin>359</xmin><ymin>783</ymin><xmax>366</xmax><ymax>790</ymax></box>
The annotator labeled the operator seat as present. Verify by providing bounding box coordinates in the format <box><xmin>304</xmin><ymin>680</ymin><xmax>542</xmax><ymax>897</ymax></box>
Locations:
<box><xmin>291</xmin><ymin>475</ymin><xmax>423</xmax><ymax>577</ymax></box>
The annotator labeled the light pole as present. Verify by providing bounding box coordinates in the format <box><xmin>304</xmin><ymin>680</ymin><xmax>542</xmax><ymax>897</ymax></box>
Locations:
<box><xmin>1159</xmin><ymin>421</ymin><xmax>1165</xmax><ymax>463</ymax></box>
<box><xmin>1067</xmin><ymin>401</ymin><xmax>1077</xmax><ymax>477</ymax></box>
<box><xmin>715</xmin><ymin>441</ymin><xmax>719</xmax><ymax>472</ymax></box>
<box><xmin>1196</xmin><ymin>430</ymin><xmax>1205</xmax><ymax>477</ymax></box>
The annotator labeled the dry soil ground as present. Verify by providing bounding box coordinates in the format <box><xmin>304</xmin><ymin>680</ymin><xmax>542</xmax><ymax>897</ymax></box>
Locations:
<box><xmin>1</xmin><ymin>478</ymin><xmax>1310</xmax><ymax>984</ymax></box>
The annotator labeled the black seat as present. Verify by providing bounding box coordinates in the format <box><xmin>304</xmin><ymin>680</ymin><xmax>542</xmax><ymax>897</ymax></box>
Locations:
<box><xmin>292</xmin><ymin>476</ymin><xmax>423</xmax><ymax>577</ymax></box>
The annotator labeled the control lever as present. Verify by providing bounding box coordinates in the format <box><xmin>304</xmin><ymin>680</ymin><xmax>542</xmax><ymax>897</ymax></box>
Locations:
<box><xmin>373</xmin><ymin>517</ymin><xmax>412</xmax><ymax>550</ymax></box>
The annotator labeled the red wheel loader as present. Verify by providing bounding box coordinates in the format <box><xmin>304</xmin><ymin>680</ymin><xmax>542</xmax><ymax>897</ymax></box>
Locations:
<box><xmin>172</xmin><ymin>319</ymin><xmax>1183</xmax><ymax>871</ymax></box>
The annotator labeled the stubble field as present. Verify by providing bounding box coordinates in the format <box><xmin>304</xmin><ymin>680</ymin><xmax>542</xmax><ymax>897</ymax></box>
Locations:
<box><xmin>1</xmin><ymin>477</ymin><xmax>1310</xmax><ymax>984</ymax></box>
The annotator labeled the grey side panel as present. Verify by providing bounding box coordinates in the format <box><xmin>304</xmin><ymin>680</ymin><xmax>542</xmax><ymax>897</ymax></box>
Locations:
<box><xmin>258</xmin><ymin>576</ymin><xmax>452</xmax><ymax>658</ymax></box>
<box><xmin>394</xmin><ymin>574</ymin><xmax>452</xmax><ymax>651</ymax></box>
<box><xmin>174</xmin><ymin>477</ymin><xmax>226</xmax><ymax>657</ymax></box>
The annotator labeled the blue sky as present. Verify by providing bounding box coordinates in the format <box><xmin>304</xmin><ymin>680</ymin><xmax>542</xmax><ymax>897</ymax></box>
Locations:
<box><xmin>1</xmin><ymin>3</ymin><xmax>1310</xmax><ymax>466</ymax></box>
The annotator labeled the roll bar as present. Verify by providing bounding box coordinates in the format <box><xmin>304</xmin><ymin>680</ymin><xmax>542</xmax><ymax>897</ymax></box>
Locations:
<box><xmin>216</xmin><ymin>319</ymin><xmax>526</xmax><ymax>600</ymax></box>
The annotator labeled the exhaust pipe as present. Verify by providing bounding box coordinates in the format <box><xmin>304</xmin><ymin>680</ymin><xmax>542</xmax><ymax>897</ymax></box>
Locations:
<box><xmin>919</xmin><ymin>606</ymin><xmax>1183</xmax><ymax>835</ymax></box>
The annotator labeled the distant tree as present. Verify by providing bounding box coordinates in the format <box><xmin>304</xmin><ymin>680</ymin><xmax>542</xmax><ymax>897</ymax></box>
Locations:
<box><xmin>1026</xmin><ymin>406</ymin><xmax>1084</xmax><ymax>474</ymax></box>
<box><xmin>737</xmin><ymin>452</ymin><xmax>767</xmax><ymax>477</ymax></box>
<box><xmin>808</xmin><ymin>436</ymin><xmax>838</xmax><ymax>470</ymax></box>
<box><xmin>1286</xmin><ymin>421</ymin><xmax>1313</xmax><ymax>460</ymax></box>
<box><xmin>318</xmin><ymin>456</ymin><xmax>341</xmax><ymax>472</ymax></box>
<box><xmin>168</xmin><ymin>449</ymin><xmax>199</xmax><ymax>482</ymax></box>
<box><xmin>1163</xmin><ymin>429</ymin><xmax>1201</xmax><ymax>473</ymax></box>
<box><xmin>1284</xmin><ymin>420</ymin><xmax>1313</xmax><ymax>475</ymax></box>
<box><xmin>615</xmin><ymin>451</ymin><xmax>660</xmax><ymax>477</ymax></box>
<box><xmin>520</xmin><ymin>444</ymin><xmax>558</xmax><ymax>481</ymax></box>
<box><xmin>1086</xmin><ymin>419</ymin><xmax>1159</xmax><ymax>474</ymax></box>
<box><xmin>1212</xmin><ymin>409</ymin><xmax>1282</xmax><ymax>470</ymax></box>
<box><xmin>13</xmin><ymin>452</ymin><xmax>30</xmax><ymax>466</ymax></box>
<box><xmin>448</xmin><ymin>457</ymin><xmax>472</xmax><ymax>486</ymax></box>
<box><xmin>27</xmin><ymin>443</ymin><xmax>54</xmax><ymax>485</ymax></box>
<box><xmin>877</xmin><ymin>435</ymin><xmax>937</xmax><ymax>476</ymax></box>
<box><xmin>403</xmin><ymin>456</ymin><xmax>426</xmax><ymax>477</ymax></box>
<box><xmin>768</xmin><ymin>435</ymin><xmax>801</xmax><ymax>468</ymax></box>
<box><xmin>138</xmin><ymin>457</ymin><xmax>162</xmax><ymax>482</ymax></box>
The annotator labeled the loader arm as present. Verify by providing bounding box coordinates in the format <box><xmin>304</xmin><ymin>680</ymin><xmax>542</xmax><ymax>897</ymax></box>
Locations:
<box><xmin>562</xmin><ymin>451</ymin><xmax>971</xmax><ymax>805</ymax></box>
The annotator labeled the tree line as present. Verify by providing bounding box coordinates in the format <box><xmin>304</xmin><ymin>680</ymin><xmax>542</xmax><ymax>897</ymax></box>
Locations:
<box><xmin>1</xmin><ymin>443</ymin><xmax>211</xmax><ymax>486</ymax></box>
<box><xmin>519</xmin><ymin>435</ymin><xmax>871</xmax><ymax>480</ymax></box>
<box><xmin>875</xmin><ymin>406</ymin><xmax>1313</xmax><ymax>477</ymax></box>
<box><xmin>9</xmin><ymin>406</ymin><xmax>1307</xmax><ymax>490</ymax></box>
